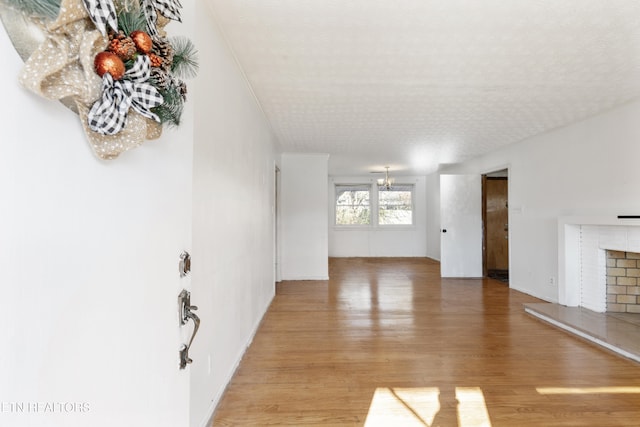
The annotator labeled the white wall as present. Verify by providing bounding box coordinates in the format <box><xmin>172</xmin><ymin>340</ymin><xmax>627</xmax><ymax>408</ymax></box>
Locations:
<box><xmin>328</xmin><ymin>176</ymin><xmax>428</xmax><ymax>257</ymax></box>
<box><xmin>434</xmin><ymin>99</ymin><xmax>640</xmax><ymax>302</ymax></box>
<box><xmin>0</xmin><ymin>11</ymin><xmax>194</xmax><ymax>427</ymax></box>
<box><xmin>280</xmin><ymin>153</ymin><xmax>329</xmax><ymax>280</ymax></box>
<box><xmin>425</xmin><ymin>173</ymin><xmax>441</xmax><ymax>261</ymax></box>
<box><xmin>189</xmin><ymin>4</ymin><xmax>277</xmax><ymax>426</ymax></box>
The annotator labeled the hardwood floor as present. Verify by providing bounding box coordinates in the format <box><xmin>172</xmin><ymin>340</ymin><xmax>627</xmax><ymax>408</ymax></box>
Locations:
<box><xmin>211</xmin><ymin>258</ymin><xmax>640</xmax><ymax>426</ymax></box>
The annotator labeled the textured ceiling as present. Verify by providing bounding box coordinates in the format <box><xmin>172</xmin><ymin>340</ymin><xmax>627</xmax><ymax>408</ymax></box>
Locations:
<box><xmin>207</xmin><ymin>0</ymin><xmax>640</xmax><ymax>175</ymax></box>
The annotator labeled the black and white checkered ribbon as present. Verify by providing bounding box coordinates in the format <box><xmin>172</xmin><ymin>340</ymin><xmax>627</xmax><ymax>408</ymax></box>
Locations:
<box><xmin>82</xmin><ymin>0</ymin><xmax>118</xmax><ymax>36</ymax></box>
<box><xmin>142</xmin><ymin>0</ymin><xmax>182</xmax><ymax>36</ymax></box>
<box><xmin>88</xmin><ymin>55</ymin><xmax>164</xmax><ymax>136</ymax></box>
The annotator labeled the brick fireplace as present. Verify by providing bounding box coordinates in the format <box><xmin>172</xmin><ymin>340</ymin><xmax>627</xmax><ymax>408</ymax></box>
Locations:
<box><xmin>558</xmin><ymin>216</ymin><xmax>640</xmax><ymax>312</ymax></box>
<box><xmin>606</xmin><ymin>250</ymin><xmax>640</xmax><ymax>313</ymax></box>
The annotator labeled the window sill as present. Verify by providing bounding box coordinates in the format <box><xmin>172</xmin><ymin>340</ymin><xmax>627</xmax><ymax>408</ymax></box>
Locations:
<box><xmin>376</xmin><ymin>225</ymin><xmax>416</xmax><ymax>230</ymax></box>
<box><xmin>332</xmin><ymin>225</ymin><xmax>416</xmax><ymax>231</ymax></box>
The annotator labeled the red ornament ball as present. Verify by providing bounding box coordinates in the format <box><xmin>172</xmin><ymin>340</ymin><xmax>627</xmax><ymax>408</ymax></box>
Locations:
<box><xmin>131</xmin><ymin>30</ymin><xmax>153</xmax><ymax>54</ymax></box>
<box><xmin>94</xmin><ymin>51</ymin><xmax>125</xmax><ymax>80</ymax></box>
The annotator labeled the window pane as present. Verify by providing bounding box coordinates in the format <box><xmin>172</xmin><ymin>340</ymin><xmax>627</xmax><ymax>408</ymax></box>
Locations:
<box><xmin>335</xmin><ymin>185</ymin><xmax>370</xmax><ymax>225</ymax></box>
<box><xmin>378</xmin><ymin>189</ymin><xmax>413</xmax><ymax>225</ymax></box>
<box><xmin>336</xmin><ymin>190</ymin><xmax>370</xmax><ymax>205</ymax></box>
<box><xmin>336</xmin><ymin>206</ymin><xmax>371</xmax><ymax>225</ymax></box>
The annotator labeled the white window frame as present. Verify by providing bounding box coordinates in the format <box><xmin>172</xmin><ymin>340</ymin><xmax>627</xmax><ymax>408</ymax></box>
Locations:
<box><xmin>376</xmin><ymin>184</ymin><xmax>415</xmax><ymax>227</ymax></box>
<box><xmin>334</xmin><ymin>184</ymin><xmax>372</xmax><ymax>227</ymax></box>
<box><xmin>333</xmin><ymin>182</ymin><xmax>416</xmax><ymax>228</ymax></box>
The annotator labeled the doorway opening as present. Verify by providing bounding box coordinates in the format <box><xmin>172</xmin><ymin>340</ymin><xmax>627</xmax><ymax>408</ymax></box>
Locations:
<box><xmin>482</xmin><ymin>169</ymin><xmax>509</xmax><ymax>283</ymax></box>
<box><xmin>275</xmin><ymin>164</ymin><xmax>281</xmax><ymax>283</ymax></box>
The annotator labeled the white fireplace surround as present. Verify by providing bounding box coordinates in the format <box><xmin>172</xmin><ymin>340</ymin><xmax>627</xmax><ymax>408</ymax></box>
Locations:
<box><xmin>558</xmin><ymin>216</ymin><xmax>640</xmax><ymax>311</ymax></box>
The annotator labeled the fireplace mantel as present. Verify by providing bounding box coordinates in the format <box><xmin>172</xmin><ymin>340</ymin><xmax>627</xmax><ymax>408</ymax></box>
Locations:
<box><xmin>558</xmin><ymin>216</ymin><xmax>640</xmax><ymax>309</ymax></box>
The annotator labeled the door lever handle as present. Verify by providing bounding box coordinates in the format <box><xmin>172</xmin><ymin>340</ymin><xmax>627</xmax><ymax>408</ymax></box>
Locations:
<box><xmin>178</xmin><ymin>290</ymin><xmax>200</xmax><ymax>369</ymax></box>
<box><xmin>180</xmin><ymin>309</ymin><xmax>200</xmax><ymax>369</ymax></box>
<box><xmin>178</xmin><ymin>289</ymin><xmax>197</xmax><ymax>326</ymax></box>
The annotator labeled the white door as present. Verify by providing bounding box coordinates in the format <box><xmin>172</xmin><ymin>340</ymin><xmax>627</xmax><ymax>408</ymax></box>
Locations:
<box><xmin>440</xmin><ymin>174</ymin><xmax>483</xmax><ymax>277</ymax></box>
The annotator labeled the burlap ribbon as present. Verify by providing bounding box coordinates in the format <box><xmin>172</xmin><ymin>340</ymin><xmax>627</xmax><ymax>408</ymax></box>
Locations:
<box><xmin>18</xmin><ymin>0</ymin><xmax>163</xmax><ymax>160</ymax></box>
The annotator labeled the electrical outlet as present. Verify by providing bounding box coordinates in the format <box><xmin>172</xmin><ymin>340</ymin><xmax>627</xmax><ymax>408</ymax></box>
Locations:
<box><xmin>549</xmin><ymin>277</ymin><xmax>556</xmax><ymax>286</ymax></box>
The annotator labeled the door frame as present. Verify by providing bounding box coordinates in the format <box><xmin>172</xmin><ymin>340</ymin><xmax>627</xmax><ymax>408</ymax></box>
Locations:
<box><xmin>481</xmin><ymin>168</ymin><xmax>510</xmax><ymax>279</ymax></box>
<box><xmin>275</xmin><ymin>163</ymin><xmax>281</xmax><ymax>282</ymax></box>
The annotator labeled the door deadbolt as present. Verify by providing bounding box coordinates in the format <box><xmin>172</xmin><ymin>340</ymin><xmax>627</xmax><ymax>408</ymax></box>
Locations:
<box><xmin>179</xmin><ymin>251</ymin><xmax>191</xmax><ymax>277</ymax></box>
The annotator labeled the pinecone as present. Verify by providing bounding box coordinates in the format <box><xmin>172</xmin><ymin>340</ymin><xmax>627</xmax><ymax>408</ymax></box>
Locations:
<box><xmin>151</xmin><ymin>36</ymin><xmax>175</xmax><ymax>71</ymax></box>
<box><xmin>108</xmin><ymin>31</ymin><xmax>137</xmax><ymax>61</ymax></box>
<box><xmin>150</xmin><ymin>68</ymin><xmax>170</xmax><ymax>91</ymax></box>
<box><xmin>149</xmin><ymin>69</ymin><xmax>187</xmax><ymax>102</ymax></box>
<box><xmin>176</xmin><ymin>79</ymin><xmax>187</xmax><ymax>102</ymax></box>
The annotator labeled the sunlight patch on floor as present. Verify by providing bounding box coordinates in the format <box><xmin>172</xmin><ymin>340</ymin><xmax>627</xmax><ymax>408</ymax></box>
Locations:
<box><xmin>365</xmin><ymin>387</ymin><xmax>440</xmax><ymax>426</ymax></box>
<box><xmin>537</xmin><ymin>386</ymin><xmax>640</xmax><ymax>395</ymax></box>
<box><xmin>365</xmin><ymin>387</ymin><xmax>492</xmax><ymax>427</ymax></box>
<box><xmin>456</xmin><ymin>387</ymin><xmax>492</xmax><ymax>427</ymax></box>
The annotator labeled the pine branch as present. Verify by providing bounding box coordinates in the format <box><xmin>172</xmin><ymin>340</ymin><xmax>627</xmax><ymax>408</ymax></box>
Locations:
<box><xmin>3</xmin><ymin>0</ymin><xmax>61</xmax><ymax>20</ymax></box>
<box><xmin>116</xmin><ymin>7</ymin><xmax>146</xmax><ymax>35</ymax></box>
<box><xmin>170</xmin><ymin>36</ymin><xmax>199</xmax><ymax>79</ymax></box>
<box><xmin>152</xmin><ymin>84</ymin><xmax>184</xmax><ymax>128</ymax></box>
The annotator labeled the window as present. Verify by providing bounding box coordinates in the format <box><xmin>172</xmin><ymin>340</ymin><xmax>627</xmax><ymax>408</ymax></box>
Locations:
<box><xmin>334</xmin><ymin>183</ymin><xmax>415</xmax><ymax>227</ymax></box>
<box><xmin>378</xmin><ymin>185</ymin><xmax>413</xmax><ymax>225</ymax></box>
<box><xmin>335</xmin><ymin>184</ymin><xmax>370</xmax><ymax>225</ymax></box>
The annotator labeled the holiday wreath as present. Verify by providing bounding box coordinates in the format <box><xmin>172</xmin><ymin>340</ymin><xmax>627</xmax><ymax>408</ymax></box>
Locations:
<box><xmin>1</xmin><ymin>0</ymin><xmax>198</xmax><ymax>159</ymax></box>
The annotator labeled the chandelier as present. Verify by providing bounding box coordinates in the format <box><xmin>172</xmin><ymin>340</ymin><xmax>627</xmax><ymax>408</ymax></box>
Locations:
<box><xmin>377</xmin><ymin>166</ymin><xmax>394</xmax><ymax>190</ymax></box>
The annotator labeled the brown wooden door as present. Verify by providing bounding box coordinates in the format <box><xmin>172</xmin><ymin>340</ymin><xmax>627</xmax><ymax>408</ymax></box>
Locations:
<box><xmin>484</xmin><ymin>177</ymin><xmax>509</xmax><ymax>272</ymax></box>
